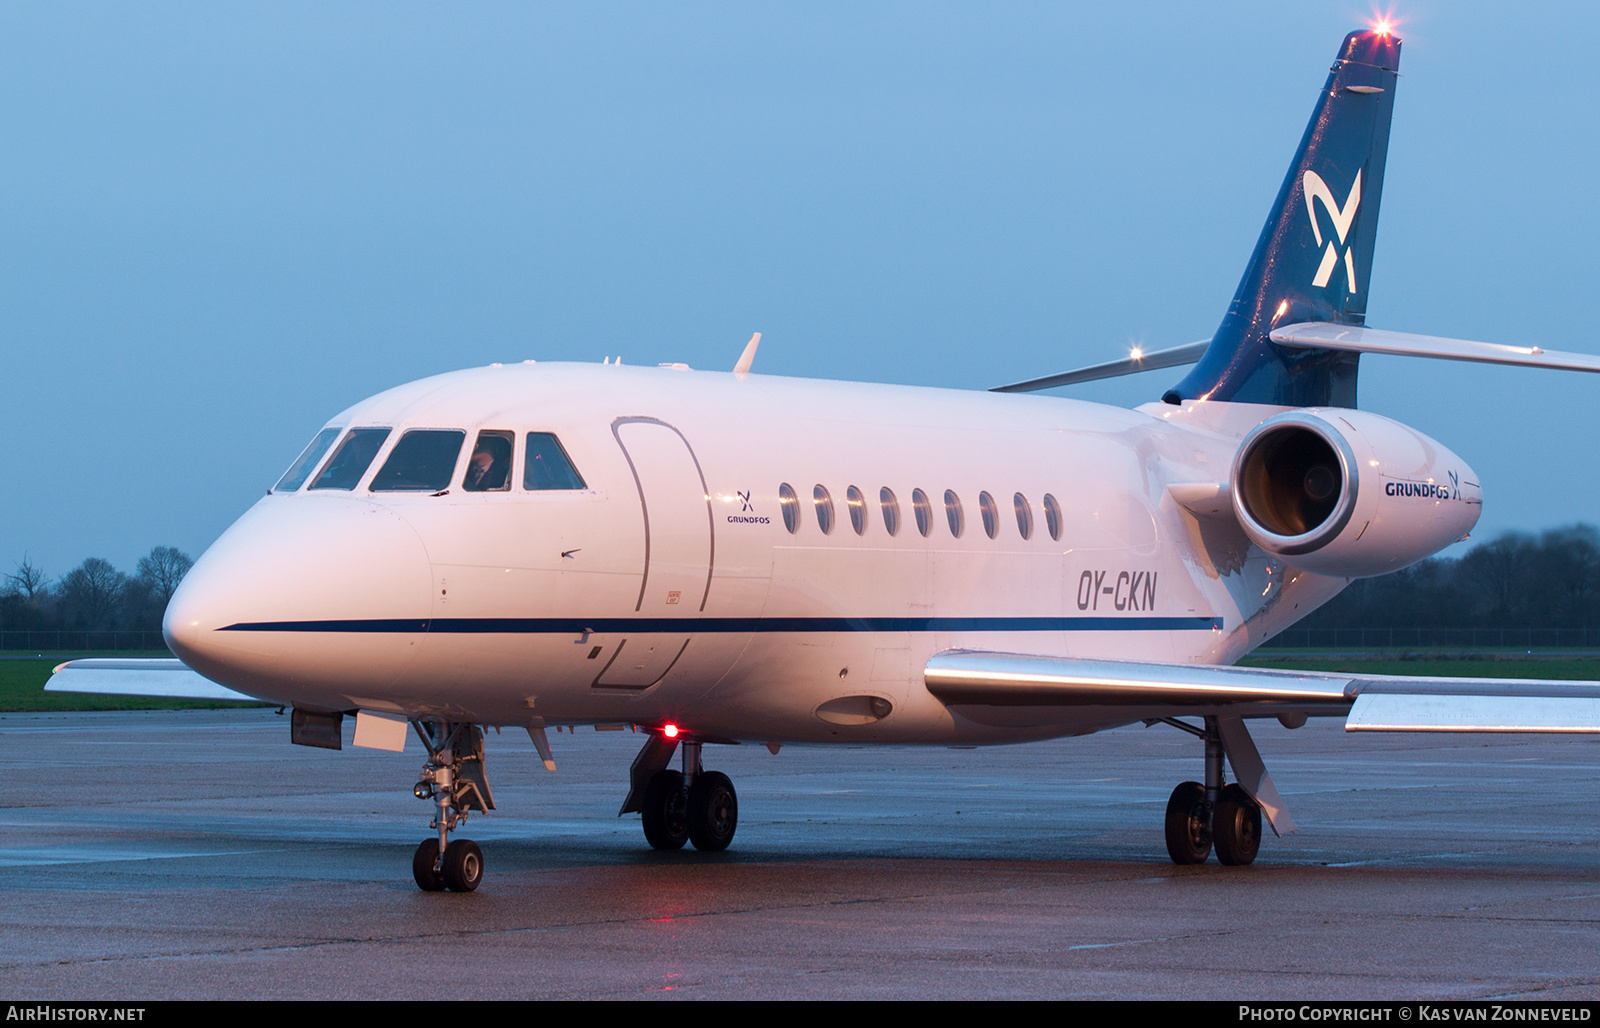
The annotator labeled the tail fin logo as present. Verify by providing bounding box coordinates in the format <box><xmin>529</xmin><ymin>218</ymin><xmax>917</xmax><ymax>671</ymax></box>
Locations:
<box><xmin>1302</xmin><ymin>169</ymin><xmax>1362</xmax><ymax>293</ymax></box>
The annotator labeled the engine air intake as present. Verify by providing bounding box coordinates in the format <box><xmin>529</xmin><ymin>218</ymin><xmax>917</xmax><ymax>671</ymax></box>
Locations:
<box><xmin>1231</xmin><ymin>413</ymin><xmax>1357</xmax><ymax>557</ymax></box>
<box><xmin>1237</xmin><ymin>425</ymin><xmax>1345</xmax><ymax>538</ymax></box>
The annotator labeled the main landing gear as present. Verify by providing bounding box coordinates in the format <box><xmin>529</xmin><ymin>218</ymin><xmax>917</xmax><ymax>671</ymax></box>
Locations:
<box><xmin>621</xmin><ymin>733</ymin><xmax>738</xmax><ymax>852</ymax></box>
<box><xmin>410</xmin><ymin>721</ymin><xmax>495</xmax><ymax>892</ymax></box>
<box><xmin>1159</xmin><ymin>715</ymin><xmax>1272</xmax><ymax>867</ymax></box>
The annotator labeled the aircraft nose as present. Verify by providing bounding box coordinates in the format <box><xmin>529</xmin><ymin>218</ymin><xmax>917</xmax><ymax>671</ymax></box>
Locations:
<box><xmin>164</xmin><ymin>495</ymin><xmax>432</xmax><ymax>702</ymax></box>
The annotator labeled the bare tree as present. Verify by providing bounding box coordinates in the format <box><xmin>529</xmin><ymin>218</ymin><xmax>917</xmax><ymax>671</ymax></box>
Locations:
<box><xmin>5</xmin><ymin>555</ymin><xmax>49</xmax><ymax>600</ymax></box>
<box><xmin>136</xmin><ymin>546</ymin><xmax>194</xmax><ymax>607</ymax></box>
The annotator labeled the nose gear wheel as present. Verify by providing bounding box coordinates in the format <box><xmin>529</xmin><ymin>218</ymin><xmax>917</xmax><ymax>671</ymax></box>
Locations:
<box><xmin>409</xmin><ymin>720</ymin><xmax>494</xmax><ymax>892</ymax></box>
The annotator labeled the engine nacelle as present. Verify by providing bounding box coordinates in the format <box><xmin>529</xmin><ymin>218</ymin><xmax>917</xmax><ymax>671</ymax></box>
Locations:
<box><xmin>1230</xmin><ymin>408</ymin><xmax>1482</xmax><ymax>578</ymax></box>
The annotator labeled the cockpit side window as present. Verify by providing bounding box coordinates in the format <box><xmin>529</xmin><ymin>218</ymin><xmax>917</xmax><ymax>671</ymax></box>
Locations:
<box><xmin>463</xmin><ymin>430</ymin><xmax>514</xmax><ymax>492</ymax></box>
<box><xmin>524</xmin><ymin>433</ymin><xmax>586</xmax><ymax>490</ymax></box>
<box><xmin>274</xmin><ymin>427</ymin><xmax>341</xmax><ymax>492</ymax></box>
<box><xmin>309</xmin><ymin>428</ymin><xmax>392</xmax><ymax>490</ymax></box>
<box><xmin>370</xmin><ymin>429</ymin><xmax>465</xmax><ymax>492</ymax></box>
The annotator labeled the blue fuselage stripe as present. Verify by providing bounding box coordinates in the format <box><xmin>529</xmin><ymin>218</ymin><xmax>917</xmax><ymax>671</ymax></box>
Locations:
<box><xmin>220</xmin><ymin>616</ymin><xmax>1223</xmax><ymax>633</ymax></box>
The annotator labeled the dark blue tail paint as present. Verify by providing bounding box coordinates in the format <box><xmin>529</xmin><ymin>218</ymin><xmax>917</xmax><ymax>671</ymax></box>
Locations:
<box><xmin>1166</xmin><ymin>30</ymin><xmax>1400</xmax><ymax>407</ymax></box>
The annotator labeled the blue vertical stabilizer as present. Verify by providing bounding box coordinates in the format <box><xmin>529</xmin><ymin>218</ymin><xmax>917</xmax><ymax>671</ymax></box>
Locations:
<box><xmin>1166</xmin><ymin>30</ymin><xmax>1400</xmax><ymax>407</ymax></box>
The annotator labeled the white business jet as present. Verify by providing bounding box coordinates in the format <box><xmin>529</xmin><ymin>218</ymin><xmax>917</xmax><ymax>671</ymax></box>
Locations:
<box><xmin>51</xmin><ymin>26</ymin><xmax>1600</xmax><ymax>892</ymax></box>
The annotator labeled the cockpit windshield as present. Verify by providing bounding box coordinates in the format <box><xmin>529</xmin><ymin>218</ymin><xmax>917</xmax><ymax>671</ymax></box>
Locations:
<box><xmin>525</xmin><ymin>432</ymin><xmax>586</xmax><ymax>490</ymax></box>
<box><xmin>370</xmin><ymin>430</ymin><xmax>466</xmax><ymax>492</ymax></box>
<box><xmin>463</xmin><ymin>430</ymin><xmax>513</xmax><ymax>491</ymax></box>
<box><xmin>274</xmin><ymin>427</ymin><xmax>341</xmax><ymax>492</ymax></box>
<box><xmin>309</xmin><ymin>428</ymin><xmax>391</xmax><ymax>490</ymax></box>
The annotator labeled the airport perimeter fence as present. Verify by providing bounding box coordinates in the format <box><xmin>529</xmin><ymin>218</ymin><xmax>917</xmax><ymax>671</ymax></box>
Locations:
<box><xmin>1</xmin><ymin>630</ymin><xmax>170</xmax><ymax>652</ymax></box>
<box><xmin>1260</xmin><ymin>626</ymin><xmax>1600</xmax><ymax>649</ymax></box>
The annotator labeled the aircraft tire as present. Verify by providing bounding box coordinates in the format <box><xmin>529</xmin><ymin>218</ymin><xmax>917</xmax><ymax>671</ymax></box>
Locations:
<box><xmin>686</xmin><ymin>771</ymin><xmax>738</xmax><ymax>852</ymax></box>
<box><xmin>642</xmin><ymin>770</ymin><xmax>689</xmax><ymax>850</ymax></box>
<box><xmin>442</xmin><ymin>839</ymin><xmax>484</xmax><ymax>892</ymax></box>
<box><xmin>413</xmin><ymin>838</ymin><xmax>446</xmax><ymax>892</ymax></box>
<box><xmin>1164</xmin><ymin>781</ymin><xmax>1213</xmax><ymax>865</ymax></box>
<box><xmin>1212</xmin><ymin>784</ymin><xmax>1261</xmax><ymax>867</ymax></box>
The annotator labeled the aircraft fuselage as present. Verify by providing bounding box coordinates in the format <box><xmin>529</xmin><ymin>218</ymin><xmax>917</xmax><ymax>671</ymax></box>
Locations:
<box><xmin>163</xmin><ymin>361</ymin><xmax>1403</xmax><ymax>744</ymax></box>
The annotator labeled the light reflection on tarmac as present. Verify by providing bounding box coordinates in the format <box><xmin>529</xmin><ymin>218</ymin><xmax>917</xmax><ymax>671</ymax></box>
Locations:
<box><xmin>1</xmin><ymin>709</ymin><xmax>1598</xmax><ymax>999</ymax></box>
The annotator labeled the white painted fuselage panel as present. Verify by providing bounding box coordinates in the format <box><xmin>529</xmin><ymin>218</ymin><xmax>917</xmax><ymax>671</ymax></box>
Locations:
<box><xmin>164</xmin><ymin>362</ymin><xmax>1367</xmax><ymax>743</ymax></box>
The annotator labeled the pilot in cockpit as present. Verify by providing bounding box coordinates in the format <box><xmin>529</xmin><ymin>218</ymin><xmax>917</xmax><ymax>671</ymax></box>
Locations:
<box><xmin>463</xmin><ymin>435</ymin><xmax>511</xmax><ymax>491</ymax></box>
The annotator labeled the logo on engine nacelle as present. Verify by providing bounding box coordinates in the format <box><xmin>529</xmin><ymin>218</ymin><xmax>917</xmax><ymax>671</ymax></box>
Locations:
<box><xmin>1384</xmin><ymin>470</ymin><xmax>1462</xmax><ymax>501</ymax></box>
<box><xmin>1303</xmin><ymin>169</ymin><xmax>1361</xmax><ymax>294</ymax></box>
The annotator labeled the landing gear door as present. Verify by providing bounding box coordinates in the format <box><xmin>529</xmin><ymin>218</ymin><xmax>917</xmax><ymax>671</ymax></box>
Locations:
<box><xmin>595</xmin><ymin>418</ymin><xmax>714</xmax><ymax>688</ymax></box>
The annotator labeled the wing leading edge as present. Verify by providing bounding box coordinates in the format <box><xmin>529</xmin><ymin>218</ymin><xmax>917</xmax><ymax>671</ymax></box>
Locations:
<box><xmin>46</xmin><ymin>658</ymin><xmax>255</xmax><ymax>702</ymax></box>
<box><xmin>924</xmin><ymin>650</ymin><xmax>1600</xmax><ymax>733</ymax></box>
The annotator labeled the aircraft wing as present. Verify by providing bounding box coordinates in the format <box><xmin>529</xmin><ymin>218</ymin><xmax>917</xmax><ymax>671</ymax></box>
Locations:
<box><xmin>46</xmin><ymin>658</ymin><xmax>256</xmax><ymax>702</ymax></box>
<box><xmin>924</xmin><ymin>650</ymin><xmax>1600</xmax><ymax>733</ymax></box>
<box><xmin>926</xmin><ymin>650</ymin><xmax>1600</xmax><ymax>836</ymax></box>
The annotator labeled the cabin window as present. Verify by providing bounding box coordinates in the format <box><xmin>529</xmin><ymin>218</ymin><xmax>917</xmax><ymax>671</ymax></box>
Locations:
<box><xmin>309</xmin><ymin>428</ymin><xmax>391</xmax><ymax>491</ymax></box>
<box><xmin>912</xmin><ymin>489</ymin><xmax>933</xmax><ymax>537</ymax></box>
<box><xmin>813</xmin><ymin>484</ymin><xmax>835</xmax><ymax>535</ymax></box>
<box><xmin>1014</xmin><ymin>493</ymin><xmax>1034</xmax><ymax>540</ymax></box>
<box><xmin>880</xmin><ymin>487</ymin><xmax>900</xmax><ymax>537</ymax></box>
<box><xmin>524</xmin><ymin>433</ymin><xmax>586</xmax><ymax>490</ymax></box>
<box><xmin>779</xmin><ymin>483</ymin><xmax>800</xmax><ymax>533</ymax></box>
<box><xmin>463</xmin><ymin>430</ymin><xmax>513</xmax><ymax>492</ymax></box>
<box><xmin>979</xmin><ymin>491</ymin><xmax>999</xmax><ymax>539</ymax></box>
<box><xmin>370</xmin><ymin>430</ymin><xmax>466</xmax><ymax>492</ymax></box>
<box><xmin>1044</xmin><ymin>493</ymin><xmax>1063</xmax><ymax>541</ymax></box>
<box><xmin>846</xmin><ymin>485</ymin><xmax>868</xmax><ymax>536</ymax></box>
<box><xmin>274</xmin><ymin>427</ymin><xmax>341</xmax><ymax>492</ymax></box>
<box><xmin>944</xmin><ymin>490</ymin><xmax>964</xmax><ymax>538</ymax></box>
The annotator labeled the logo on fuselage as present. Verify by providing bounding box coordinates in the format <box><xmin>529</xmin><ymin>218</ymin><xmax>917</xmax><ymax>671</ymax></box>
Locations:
<box><xmin>1302</xmin><ymin>169</ymin><xmax>1361</xmax><ymax>294</ymax></box>
<box><xmin>727</xmin><ymin>489</ymin><xmax>770</xmax><ymax>524</ymax></box>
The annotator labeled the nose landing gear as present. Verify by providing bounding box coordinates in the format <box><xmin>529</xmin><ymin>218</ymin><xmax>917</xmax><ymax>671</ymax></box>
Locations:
<box><xmin>410</xmin><ymin>721</ymin><xmax>494</xmax><ymax>892</ymax></box>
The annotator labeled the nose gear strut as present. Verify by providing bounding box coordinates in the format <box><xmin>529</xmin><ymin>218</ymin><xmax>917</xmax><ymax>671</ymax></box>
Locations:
<box><xmin>409</xmin><ymin>720</ymin><xmax>494</xmax><ymax>892</ymax></box>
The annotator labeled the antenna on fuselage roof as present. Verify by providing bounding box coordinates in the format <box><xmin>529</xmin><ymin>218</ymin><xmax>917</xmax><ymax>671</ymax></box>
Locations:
<box><xmin>733</xmin><ymin>332</ymin><xmax>761</xmax><ymax>374</ymax></box>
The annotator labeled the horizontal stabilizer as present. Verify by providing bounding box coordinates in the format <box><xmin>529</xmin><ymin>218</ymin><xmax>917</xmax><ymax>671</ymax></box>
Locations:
<box><xmin>991</xmin><ymin>341</ymin><xmax>1209</xmax><ymax>393</ymax></box>
<box><xmin>1270</xmin><ymin>322</ymin><xmax>1600</xmax><ymax>373</ymax></box>
<box><xmin>47</xmin><ymin>658</ymin><xmax>255</xmax><ymax>701</ymax></box>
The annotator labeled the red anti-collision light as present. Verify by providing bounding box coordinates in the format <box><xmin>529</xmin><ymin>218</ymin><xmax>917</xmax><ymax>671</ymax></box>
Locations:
<box><xmin>662</xmin><ymin>723</ymin><xmax>679</xmax><ymax>739</ymax></box>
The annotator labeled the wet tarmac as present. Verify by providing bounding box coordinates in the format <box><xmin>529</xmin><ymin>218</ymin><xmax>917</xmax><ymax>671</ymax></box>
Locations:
<box><xmin>2</xmin><ymin>708</ymin><xmax>1598</xmax><ymax>1000</ymax></box>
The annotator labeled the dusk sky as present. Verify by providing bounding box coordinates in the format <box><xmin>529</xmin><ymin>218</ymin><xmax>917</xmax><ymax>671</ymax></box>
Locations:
<box><xmin>3</xmin><ymin>1</ymin><xmax>1596</xmax><ymax>579</ymax></box>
